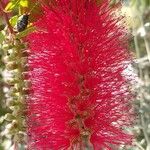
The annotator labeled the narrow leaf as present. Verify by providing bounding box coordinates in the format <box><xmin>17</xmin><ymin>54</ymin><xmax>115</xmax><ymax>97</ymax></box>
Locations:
<box><xmin>16</xmin><ymin>26</ymin><xmax>36</xmax><ymax>39</ymax></box>
<box><xmin>9</xmin><ymin>15</ymin><xmax>18</xmax><ymax>27</ymax></box>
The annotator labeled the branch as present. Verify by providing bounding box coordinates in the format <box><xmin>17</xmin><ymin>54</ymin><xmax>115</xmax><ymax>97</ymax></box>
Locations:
<box><xmin>0</xmin><ymin>0</ymin><xmax>14</xmax><ymax>34</ymax></box>
<box><xmin>134</xmin><ymin>141</ymin><xmax>145</xmax><ymax>150</ymax></box>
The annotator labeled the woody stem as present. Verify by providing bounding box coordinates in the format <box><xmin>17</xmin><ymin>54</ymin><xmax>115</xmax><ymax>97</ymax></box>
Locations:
<box><xmin>0</xmin><ymin>0</ymin><xmax>14</xmax><ymax>34</ymax></box>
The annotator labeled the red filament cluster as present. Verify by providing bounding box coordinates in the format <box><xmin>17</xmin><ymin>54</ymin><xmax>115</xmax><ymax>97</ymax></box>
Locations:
<box><xmin>26</xmin><ymin>0</ymin><xmax>133</xmax><ymax>149</ymax></box>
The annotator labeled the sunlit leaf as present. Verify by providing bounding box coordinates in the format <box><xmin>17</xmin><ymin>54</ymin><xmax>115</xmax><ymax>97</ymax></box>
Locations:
<box><xmin>5</xmin><ymin>2</ymin><xmax>16</xmax><ymax>12</ymax></box>
<box><xmin>4</xmin><ymin>0</ymin><xmax>20</xmax><ymax>12</ymax></box>
<box><xmin>19</xmin><ymin>0</ymin><xmax>28</xmax><ymax>8</ymax></box>
<box><xmin>9</xmin><ymin>15</ymin><xmax>18</xmax><ymax>27</ymax></box>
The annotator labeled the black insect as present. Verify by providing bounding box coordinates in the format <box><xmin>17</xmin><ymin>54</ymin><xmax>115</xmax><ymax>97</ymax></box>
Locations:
<box><xmin>16</xmin><ymin>14</ymin><xmax>29</xmax><ymax>32</ymax></box>
<box><xmin>15</xmin><ymin>1</ymin><xmax>40</xmax><ymax>32</ymax></box>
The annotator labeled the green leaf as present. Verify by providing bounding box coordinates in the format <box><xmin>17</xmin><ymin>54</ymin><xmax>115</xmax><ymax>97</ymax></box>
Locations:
<box><xmin>130</xmin><ymin>0</ymin><xmax>137</xmax><ymax>7</ymax></box>
<box><xmin>19</xmin><ymin>0</ymin><xmax>28</xmax><ymax>7</ymax></box>
<box><xmin>5</xmin><ymin>2</ymin><xmax>16</xmax><ymax>12</ymax></box>
<box><xmin>5</xmin><ymin>0</ymin><xmax>20</xmax><ymax>12</ymax></box>
<box><xmin>0</xmin><ymin>24</ymin><xmax>5</xmax><ymax>31</ymax></box>
<box><xmin>16</xmin><ymin>26</ymin><xmax>36</xmax><ymax>39</ymax></box>
<box><xmin>9</xmin><ymin>15</ymin><xmax>18</xmax><ymax>27</ymax></box>
<box><xmin>0</xmin><ymin>31</ymin><xmax>5</xmax><ymax>44</ymax></box>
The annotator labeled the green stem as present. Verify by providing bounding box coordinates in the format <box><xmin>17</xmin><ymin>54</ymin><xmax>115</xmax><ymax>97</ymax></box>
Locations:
<box><xmin>133</xmin><ymin>29</ymin><xmax>143</xmax><ymax>79</ymax></box>
<box><xmin>140</xmin><ymin>15</ymin><xmax>150</xmax><ymax>63</ymax></box>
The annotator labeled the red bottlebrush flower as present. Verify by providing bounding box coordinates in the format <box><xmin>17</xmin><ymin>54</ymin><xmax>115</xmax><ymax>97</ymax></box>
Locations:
<box><xmin>26</xmin><ymin>0</ymin><xmax>133</xmax><ymax>149</ymax></box>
